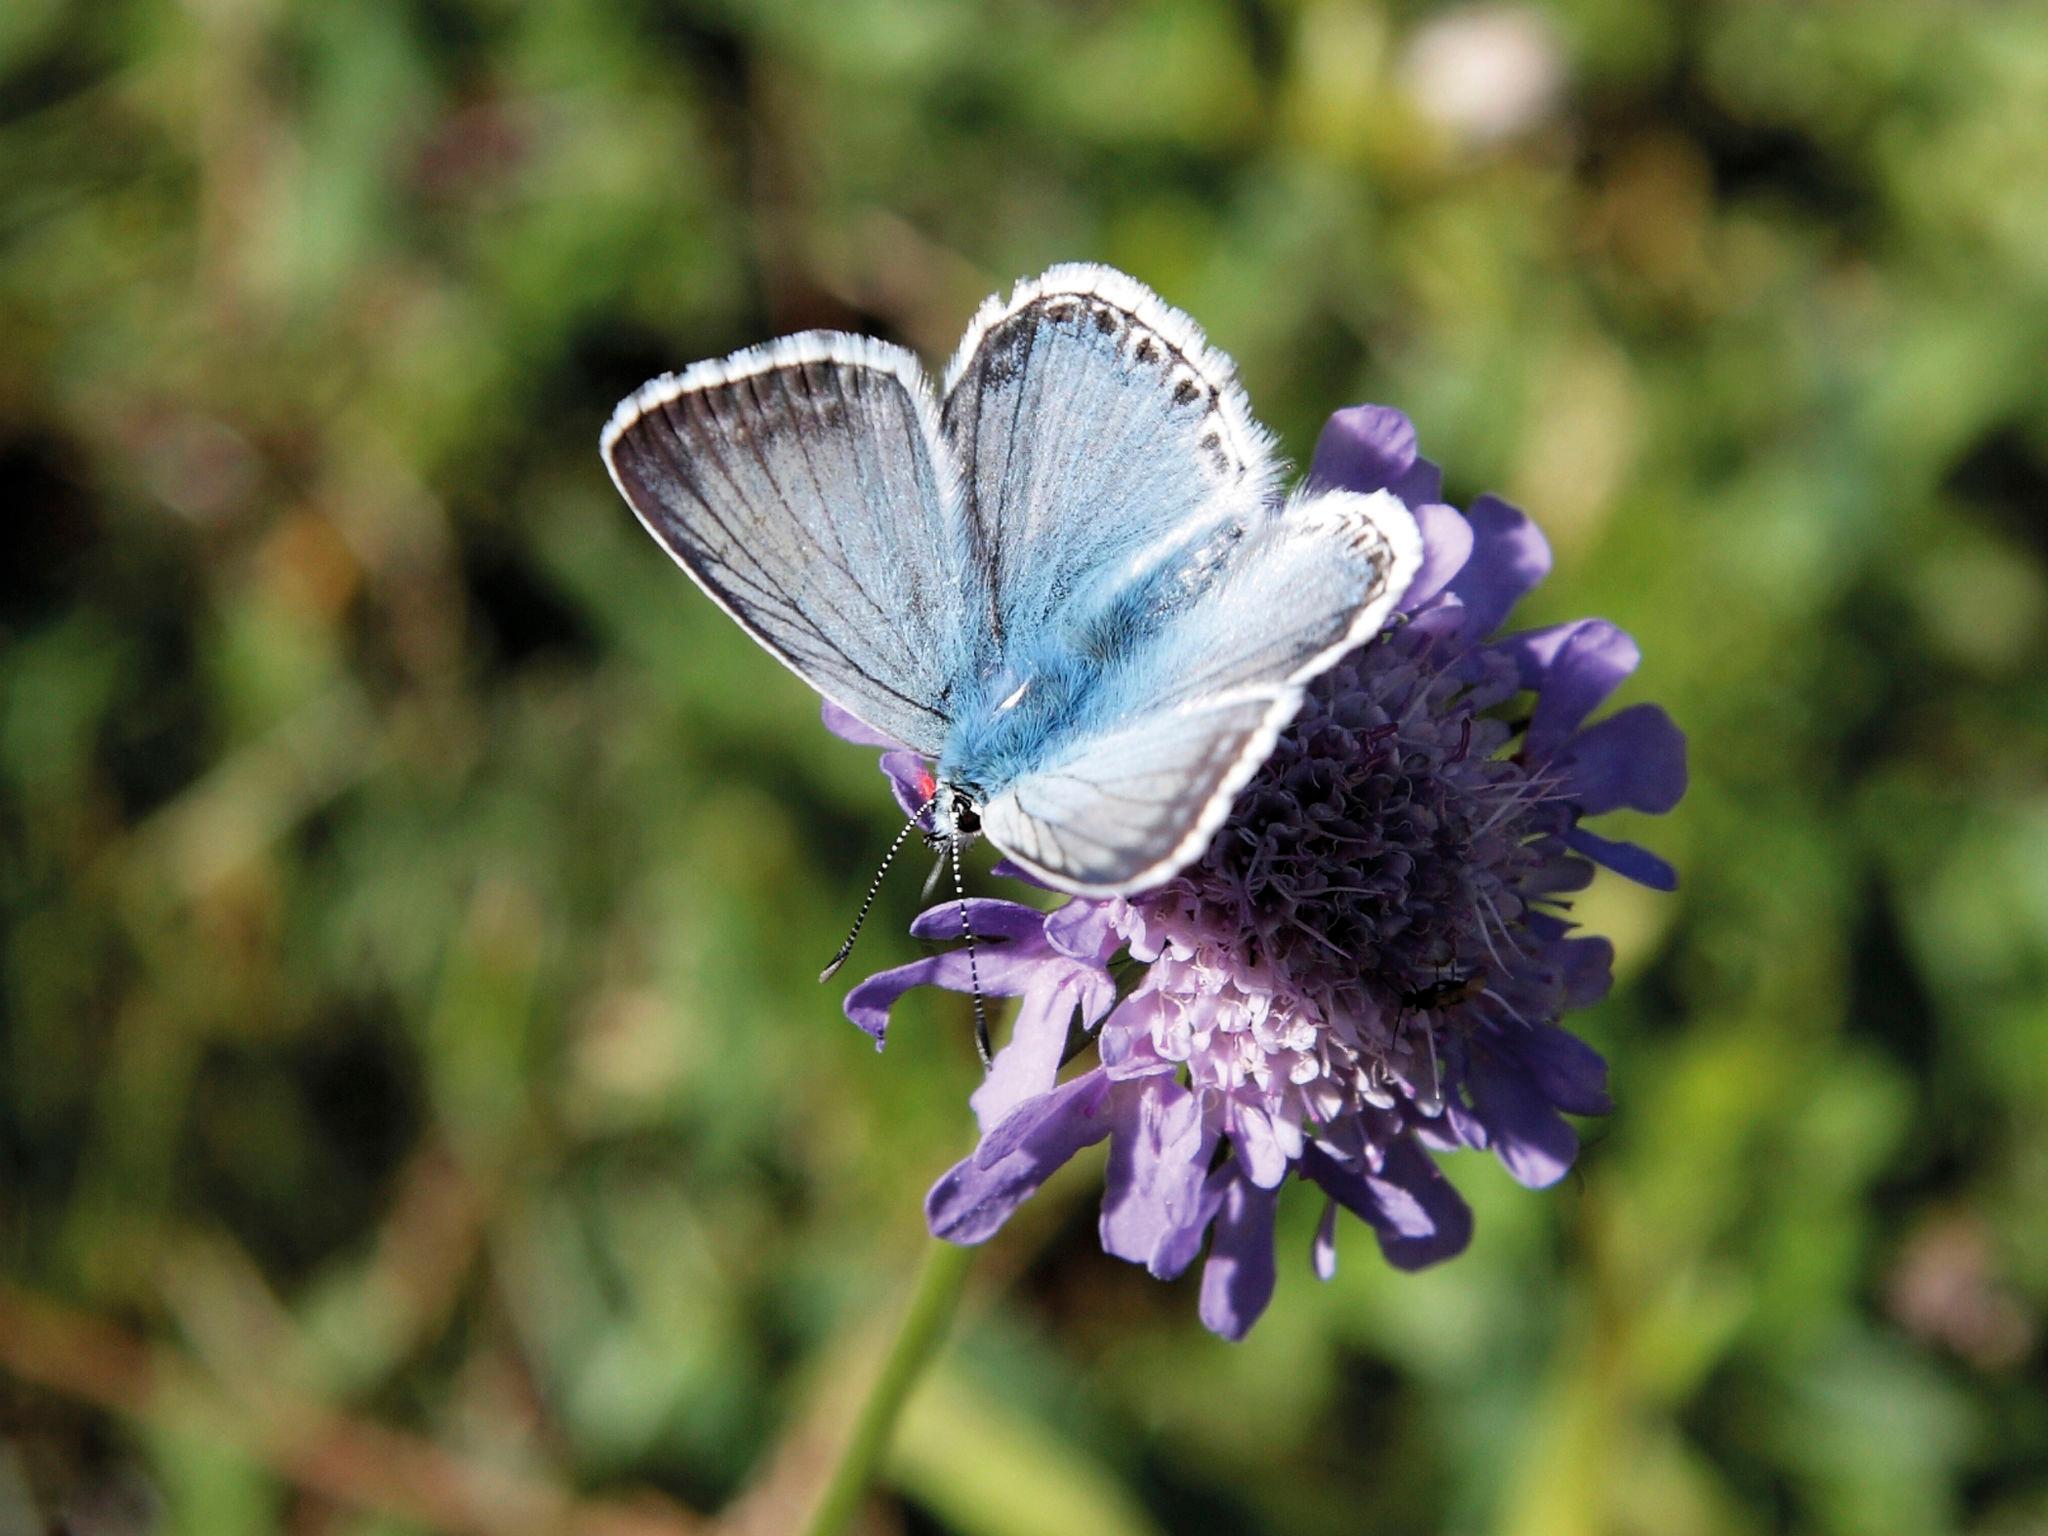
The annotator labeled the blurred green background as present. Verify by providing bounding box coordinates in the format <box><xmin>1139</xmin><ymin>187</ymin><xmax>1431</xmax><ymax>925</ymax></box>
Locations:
<box><xmin>4</xmin><ymin>0</ymin><xmax>2047</xmax><ymax>1532</ymax></box>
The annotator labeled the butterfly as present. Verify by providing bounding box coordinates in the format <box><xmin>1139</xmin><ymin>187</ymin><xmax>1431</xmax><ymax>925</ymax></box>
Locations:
<box><xmin>601</xmin><ymin>263</ymin><xmax>1421</xmax><ymax>906</ymax></box>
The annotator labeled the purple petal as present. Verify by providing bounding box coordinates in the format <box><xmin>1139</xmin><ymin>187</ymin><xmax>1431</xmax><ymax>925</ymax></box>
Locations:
<box><xmin>821</xmin><ymin>700</ymin><xmax>906</xmax><ymax>748</ymax></box>
<box><xmin>1152</xmin><ymin>1165</ymin><xmax>1231</xmax><ymax>1281</ymax></box>
<box><xmin>1445</xmin><ymin>495</ymin><xmax>1550</xmax><ymax>634</ymax></box>
<box><xmin>1494</xmin><ymin>1021</ymin><xmax>1612</xmax><ymax>1116</ymax></box>
<box><xmin>879</xmin><ymin>750</ymin><xmax>936</xmax><ymax>818</ymax></box>
<box><xmin>1312</xmin><ymin>1198</ymin><xmax>1340</xmax><ymax>1281</ymax></box>
<box><xmin>841</xmin><ymin>904</ymin><xmax>1086</xmax><ymax>1045</ymax></box>
<box><xmin>1303</xmin><ymin>1141</ymin><xmax>1474</xmax><ymax>1271</ymax></box>
<box><xmin>1437</xmin><ymin>1102</ymin><xmax>1487</xmax><ymax>1154</ymax></box>
<box><xmin>1401</xmin><ymin>456</ymin><xmax>1444</xmax><ymax>508</ymax></box>
<box><xmin>1372</xmin><ymin>1140</ymin><xmax>1474</xmax><ymax>1268</ymax></box>
<box><xmin>1503</xmin><ymin>620</ymin><xmax>1640</xmax><ymax>758</ymax></box>
<box><xmin>1044</xmin><ymin>899</ymin><xmax>1123</xmax><ymax>962</ymax></box>
<box><xmin>1302</xmin><ymin>1146</ymin><xmax>1429</xmax><ymax>1240</ymax></box>
<box><xmin>1557</xmin><ymin>705</ymin><xmax>1688</xmax><ymax>816</ymax></box>
<box><xmin>1519</xmin><ymin>850</ymin><xmax>1596</xmax><ymax>898</ymax></box>
<box><xmin>1228</xmin><ymin>1101</ymin><xmax>1290</xmax><ymax>1188</ymax></box>
<box><xmin>1557</xmin><ymin>934</ymin><xmax>1616</xmax><ymax>1008</ymax></box>
<box><xmin>1197</xmin><ymin>1173</ymin><xmax>1280</xmax><ymax>1341</ymax></box>
<box><xmin>1100</xmin><ymin>1078</ymin><xmax>1214</xmax><ymax>1277</ymax></box>
<box><xmin>927</xmin><ymin>1072</ymin><xmax>1120</xmax><ymax>1244</ymax></box>
<box><xmin>843</xmin><ymin>956</ymin><xmax>934</xmax><ymax>1045</ymax></box>
<box><xmin>1463</xmin><ymin>1054</ymin><xmax>1581</xmax><ymax>1188</ymax></box>
<box><xmin>1404</xmin><ymin>598</ymin><xmax>1474</xmax><ymax>644</ymax></box>
<box><xmin>970</xmin><ymin>964</ymin><xmax>1119</xmax><ymax>1131</ymax></box>
<box><xmin>1095</xmin><ymin>990</ymin><xmax>1182</xmax><ymax>1079</ymax></box>
<box><xmin>1566</xmin><ymin>826</ymin><xmax>1679</xmax><ymax>891</ymax></box>
<box><xmin>1308</xmin><ymin>405</ymin><xmax>1419</xmax><ymax>497</ymax></box>
<box><xmin>1402</xmin><ymin>503</ymin><xmax>1475</xmax><ymax>612</ymax></box>
<box><xmin>906</xmin><ymin>898</ymin><xmax>1048</xmax><ymax>943</ymax></box>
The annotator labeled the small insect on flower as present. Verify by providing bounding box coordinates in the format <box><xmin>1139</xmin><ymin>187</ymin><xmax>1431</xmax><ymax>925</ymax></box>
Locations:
<box><xmin>1393</xmin><ymin>967</ymin><xmax>1488</xmax><ymax>1015</ymax></box>
<box><xmin>602</xmin><ymin>265</ymin><xmax>1422</xmax><ymax>1064</ymax></box>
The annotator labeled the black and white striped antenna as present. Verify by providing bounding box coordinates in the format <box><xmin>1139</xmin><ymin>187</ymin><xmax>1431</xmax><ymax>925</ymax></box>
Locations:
<box><xmin>819</xmin><ymin>792</ymin><xmax>936</xmax><ymax>983</ymax></box>
<box><xmin>948</xmin><ymin>832</ymin><xmax>992</xmax><ymax>1068</ymax></box>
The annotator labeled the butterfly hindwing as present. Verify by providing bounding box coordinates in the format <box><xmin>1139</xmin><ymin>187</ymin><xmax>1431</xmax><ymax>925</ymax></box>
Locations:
<box><xmin>1132</xmin><ymin>489</ymin><xmax>1422</xmax><ymax>713</ymax></box>
<box><xmin>602</xmin><ymin>333</ymin><xmax>972</xmax><ymax>756</ymax></box>
<box><xmin>980</xmin><ymin>489</ymin><xmax>1422</xmax><ymax>894</ymax></box>
<box><xmin>979</xmin><ymin>694</ymin><xmax>1282</xmax><ymax>893</ymax></box>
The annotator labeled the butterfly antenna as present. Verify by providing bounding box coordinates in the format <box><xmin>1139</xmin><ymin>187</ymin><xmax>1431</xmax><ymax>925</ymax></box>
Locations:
<box><xmin>949</xmin><ymin>834</ymin><xmax>992</xmax><ymax>1069</ymax></box>
<box><xmin>819</xmin><ymin>798</ymin><xmax>931</xmax><ymax>983</ymax></box>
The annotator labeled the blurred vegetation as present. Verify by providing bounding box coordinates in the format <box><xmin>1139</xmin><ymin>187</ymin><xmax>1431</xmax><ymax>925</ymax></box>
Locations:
<box><xmin>4</xmin><ymin>0</ymin><xmax>2047</xmax><ymax>1532</ymax></box>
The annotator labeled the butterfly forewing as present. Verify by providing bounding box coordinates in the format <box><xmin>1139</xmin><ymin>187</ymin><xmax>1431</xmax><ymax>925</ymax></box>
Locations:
<box><xmin>941</xmin><ymin>264</ymin><xmax>1281</xmax><ymax>644</ymax></box>
<box><xmin>602</xmin><ymin>334</ymin><xmax>970</xmax><ymax>756</ymax></box>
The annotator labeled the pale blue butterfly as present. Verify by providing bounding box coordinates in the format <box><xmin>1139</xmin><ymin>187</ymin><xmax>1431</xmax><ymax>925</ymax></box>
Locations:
<box><xmin>602</xmin><ymin>265</ymin><xmax>1422</xmax><ymax>1034</ymax></box>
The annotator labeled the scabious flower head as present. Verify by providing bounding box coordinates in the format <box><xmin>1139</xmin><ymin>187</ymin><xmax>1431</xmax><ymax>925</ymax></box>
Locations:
<box><xmin>830</xmin><ymin>406</ymin><xmax>1686</xmax><ymax>1339</ymax></box>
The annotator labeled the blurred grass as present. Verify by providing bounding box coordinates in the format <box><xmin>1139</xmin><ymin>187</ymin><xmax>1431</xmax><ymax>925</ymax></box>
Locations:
<box><xmin>3</xmin><ymin>1</ymin><xmax>2047</xmax><ymax>1533</ymax></box>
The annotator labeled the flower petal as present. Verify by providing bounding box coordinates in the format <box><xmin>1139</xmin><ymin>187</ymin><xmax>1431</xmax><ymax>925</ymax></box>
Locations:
<box><xmin>1371</xmin><ymin>1139</ymin><xmax>1475</xmax><ymax>1268</ymax></box>
<box><xmin>1197</xmin><ymin>1172</ymin><xmax>1281</xmax><ymax>1340</ymax></box>
<box><xmin>1494</xmin><ymin>1021</ymin><xmax>1612</xmax><ymax>1116</ymax></box>
<box><xmin>1446</xmin><ymin>494</ymin><xmax>1550</xmax><ymax>634</ymax></box>
<box><xmin>842</xmin><ymin>957</ymin><xmax>935</xmax><ymax>1045</ymax></box>
<box><xmin>1402</xmin><ymin>502</ymin><xmax>1476</xmax><ymax>612</ymax></box>
<box><xmin>971</xmin><ymin>964</ymin><xmax>1119</xmax><ymax>1131</ymax></box>
<box><xmin>1557</xmin><ymin>934</ymin><xmax>1616</xmax><ymax>1008</ymax></box>
<box><xmin>1100</xmin><ymin>1077</ymin><xmax>1214</xmax><ymax>1277</ymax></box>
<box><xmin>1152</xmin><ymin>1165</ymin><xmax>1230</xmax><ymax>1281</ymax></box>
<box><xmin>1294</xmin><ymin>1146</ymin><xmax>1474</xmax><ymax>1277</ymax></box>
<box><xmin>1309</xmin><ymin>405</ymin><xmax>1420</xmax><ymax>496</ymax></box>
<box><xmin>1557</xmin><ymin>704</ymin><xmax>1687</xmax><ymax>816</ymax></box>
<box><xmin>907</xmin><ymin>898</ymin><xmax>1050</xmax><ymax>944</ymax></box>
<box><xmin>1464</xmin><ymin>1052</ymin><xmax>1581</xmax><ymax>1187</ymax></box>
<box><xmin>1565</xmin><ymin>826</ymin><xmax>1679</xmax><ymax>890</ymax></box>
<box><xmin>1097</xmin><ymin>989</ymin><xmax>1183</xmax><ymax>1079</ymax></box>
<box><xmin>1229</xmin><ymin>1100</ymin><xmax>1290</xmax><ymax>1189</ymax></box>
<box><xmin>1503</xmin><ymin>620</ymin><xmax>1641</xmax><ymax>758</ymax></box>
<box><xmin>821</xmin><ymin>699</ymin><xmax>906</xmax><ymax>748</ymax></box>
<box><xmin>880</xmin><ymin>750</ymin><xmax>936</xmax><ymax>818</ymax></box>
<box><xmin>988</xmin><ymin>858</ymin><xmax>1053</xmax><ymax>889</ymax></box>
<box><xmin>1045</xmin><ymin>899</ymin><xmax>1123</xmax><ymax>963</ymax></box>
<box><xmin>1303</xmin><ymin>1141</ymin><xmax>1474</xmax><ymax>1270</ymax></box>
<box><xmin>1312</xmin><ymin>1197</ymin><xmax>1341</xmax><ymax>1281</ymax></box>
<box><xmin>843</xmin><ymin>902</ymin><xmax>1092</xmax><ymax>1045</ymax></box>
<box><xmin>927</xmin><ymin>1072</ymin><xmax>1120</xmax><ymax>1244</ymax></box>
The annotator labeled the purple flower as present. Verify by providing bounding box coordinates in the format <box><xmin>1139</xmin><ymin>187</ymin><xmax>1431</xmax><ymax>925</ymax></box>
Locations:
<box><xmin>833</xmin><ymin>405</ymin><xmax>1686</xmax><ymax>1340</ymax></box>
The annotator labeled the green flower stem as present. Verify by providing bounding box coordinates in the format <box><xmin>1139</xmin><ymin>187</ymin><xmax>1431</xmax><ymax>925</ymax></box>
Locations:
<box><xmin>802</xmin><ymin>1237</ymin><xmax>976</xmax><ymax>1536</ymax></box>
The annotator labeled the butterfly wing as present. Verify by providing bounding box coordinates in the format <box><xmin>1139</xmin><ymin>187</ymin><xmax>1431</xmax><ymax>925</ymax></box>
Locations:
<box><xmin>980</xmin><ymin>489</ymin><xmax>1423</xmax><ymax>894</ymax></box>
<box><xmin>941</xmin><ymin>264</ymin><xmax>1280</xmax><ymax>643</ymax></box>
<box><xmin>602</xmin><ymin>333</ymin><xmax>972</xmax><ymax>756</ymax></box>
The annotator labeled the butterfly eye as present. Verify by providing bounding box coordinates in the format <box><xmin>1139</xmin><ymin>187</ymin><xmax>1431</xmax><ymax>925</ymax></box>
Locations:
<box><xmin>950</xmin><ymin>792</ymin><xmax>981</xmax><ymax>836</ymax></box>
